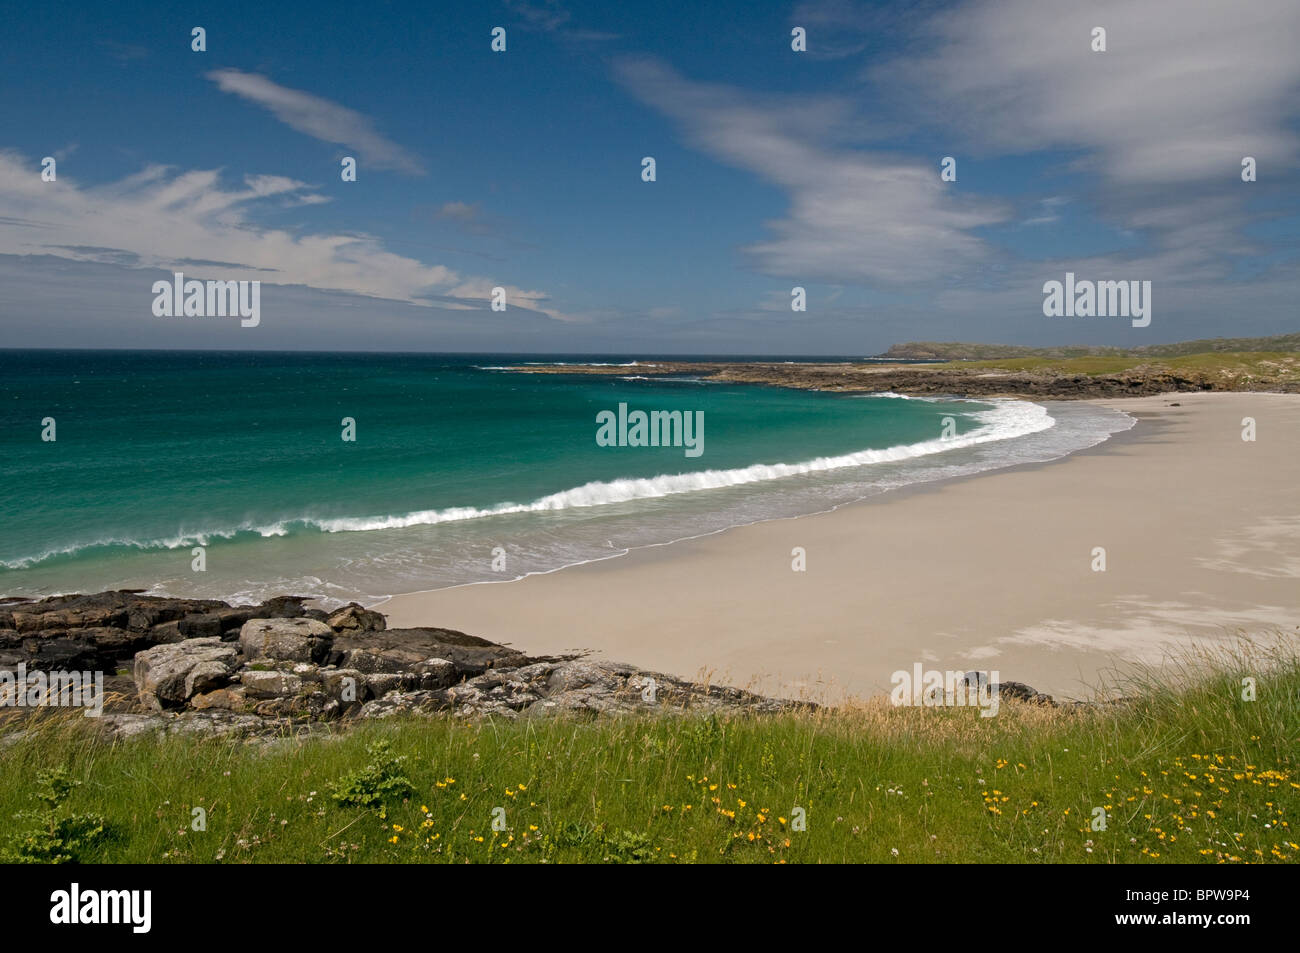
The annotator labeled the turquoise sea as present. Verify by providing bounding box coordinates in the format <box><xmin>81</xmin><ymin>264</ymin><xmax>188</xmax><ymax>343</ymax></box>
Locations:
<box><xmin>0</xmin><ymin>351</ymin><xmax>1133</xmax><ymax>606</ymax></box>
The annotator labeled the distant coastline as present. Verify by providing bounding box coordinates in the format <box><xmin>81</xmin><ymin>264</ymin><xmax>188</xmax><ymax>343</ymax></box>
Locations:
<box><xmin>505</xmin><ymin>354</ymin><xmax>1300</xmax><ymax>399</ymax></box>
<box><xmin>501</xmin><ymin>331</ymin><xmax>1300</xmax><ymax>399</ymax></box>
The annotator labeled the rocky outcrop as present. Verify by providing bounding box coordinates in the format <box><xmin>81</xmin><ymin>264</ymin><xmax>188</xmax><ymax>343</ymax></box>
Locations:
<box><xmin>0</xmin><ymin>590</ymin><xmax>320</xmax><ymax>673</ymax></box>
<box><xmin>0</xmin><ymin>591</ymin><xmax>810</xmax><ymax>740</ymax></box>
<box><xmin>961</xmin><ymin>671</ymin><xmax>1057</xmax><ymax>706</ymax></box>
<box><xmin>509</xmin><ymin>358</ymin><xmax>1300</xmax><ymax>398</ymax></box>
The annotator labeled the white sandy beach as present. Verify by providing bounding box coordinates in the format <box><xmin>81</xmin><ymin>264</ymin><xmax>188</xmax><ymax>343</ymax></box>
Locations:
<box><xmin>380</xmin><ymin>393</ymin><xmax>1300</xmax><ymax>702</ymax></box>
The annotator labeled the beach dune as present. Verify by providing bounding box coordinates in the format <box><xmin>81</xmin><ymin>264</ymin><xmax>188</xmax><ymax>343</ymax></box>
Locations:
<box><xmin>380</xmin><ymin>394</ymin><xmax>1300</xmax><ymax>702</ymax></box>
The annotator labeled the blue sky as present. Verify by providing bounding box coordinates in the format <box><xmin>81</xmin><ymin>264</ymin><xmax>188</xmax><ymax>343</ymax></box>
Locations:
<box><xmin>1</xmin><ymin>0</ymin><xmax>1297</xmax><ymax>353</ymax></box>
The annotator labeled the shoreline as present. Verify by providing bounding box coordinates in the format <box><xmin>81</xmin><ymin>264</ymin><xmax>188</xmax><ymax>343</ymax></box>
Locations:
<box><xmin>371</xmin><ymin>396</ymin><xmax>1141</xmax><ymax>608</ymax></box>
<box><xmin>381</xmin><ymin>392</ymin><xmax>1300</xmax><ymax>703</ymax></box>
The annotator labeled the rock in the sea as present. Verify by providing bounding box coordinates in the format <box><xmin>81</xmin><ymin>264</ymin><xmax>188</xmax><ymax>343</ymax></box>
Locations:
<box><xmin>134</xmin><ymin>638</ymin><xmax>240</xmax><ymax>710</ymax></box>
<box><xmin>239</xmin><ymin>617</ymin><xmax>333</xmax><ymax>663</ymax></box>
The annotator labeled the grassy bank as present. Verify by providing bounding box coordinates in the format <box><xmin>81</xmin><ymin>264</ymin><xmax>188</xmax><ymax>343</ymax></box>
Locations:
<box><xmin>883</xmin><ymin>332</ymin><xmax>1300</xmax><ymax>361</ymax></box>
<box><xmin>2</xmin><ymin>645</ymin><xmax>1296</xmax><ymax>864</ymax></box>
<box><xmin>946</xmin><ymin>351</ymin><xmax>1300</xmax><ymax>383</ymax></box>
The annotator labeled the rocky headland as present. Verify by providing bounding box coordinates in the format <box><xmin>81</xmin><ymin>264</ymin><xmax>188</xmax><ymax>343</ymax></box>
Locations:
<box><xmin>508</xmin><ymin>352</ymin><xmax>1300</xmax><ymax>399</ymax></box>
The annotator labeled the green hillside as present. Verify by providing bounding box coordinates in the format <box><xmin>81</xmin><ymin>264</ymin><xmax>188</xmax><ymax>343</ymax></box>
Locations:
<box><xmin>884</xmin><ymin>333</ymin><xmax>1300</xmax><ymax>361</ymax></box>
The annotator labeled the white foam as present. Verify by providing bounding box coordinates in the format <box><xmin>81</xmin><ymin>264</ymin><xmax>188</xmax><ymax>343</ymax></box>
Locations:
<box><xmin>0</xmin><ymin>399</ymin><xmax>1055</xmax><ymax>567</ymax></box>
<box><xmin>298</xmin><ymin>399</ymin><xmax>1053</xmax><ymax>533</ymax></box>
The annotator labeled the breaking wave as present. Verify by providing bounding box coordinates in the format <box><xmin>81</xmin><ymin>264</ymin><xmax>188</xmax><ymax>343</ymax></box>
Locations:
<box><xmin>0</xmin><ymin>399</ymin><xmax>1051</xmax><ymax>569</ymax></box>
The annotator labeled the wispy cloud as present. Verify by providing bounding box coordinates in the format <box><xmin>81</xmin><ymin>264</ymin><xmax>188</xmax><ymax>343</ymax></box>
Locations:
<box><xmin>788</xmin><ymin>0</ymin><xmax>876</xmax><ymax>60</ymax></box>
<box><xmin>1021</xmin><ymin>196</ymin><xmax>1068</xmax><ymax>227</ymax></box>
<box><xmin>207</xmin><ymin>69</ymin><xmax>425</xmax><ymax>175</ymax></box>
<box><xmin>437</xmin><ymin>201</ymin><xmax>480</xmax><ymax>222</ymax></box>
<box><xmin>507</xmin><ymin>0</ymin><xmax>571</xmax><ymax>32</ymax></box>
<box><xmin>880</xmin><ymin>0</ymin><xmax>1300</xmax><ymax>187</ymax></box>
<box><xmin>0</xmin><ymin>152</ymin><xmax>560</xmax><ymax>318</ymax></box>
<box><xmin>97</xmin><ymin>39</ymin><xmax>149</xmax><ymax>64</ymax></box>
<box><xmin>871</xmin><ymin>0</ymin><xmax>1300</xmax><ymax>304</ymax></box>
<box><xmin>506</xmin><ymin>0</ymin><xmax>621</xmax><ymax>42</ymax></box>
<box><xmin>614</xmin><ymin>57</ymin><xmax>1009</xmax><ymax>285</ymax></box>
<box><xmin>433</xmin><ymin>200</ymin><xmax>505</xmax><ymax>238</ymax></box>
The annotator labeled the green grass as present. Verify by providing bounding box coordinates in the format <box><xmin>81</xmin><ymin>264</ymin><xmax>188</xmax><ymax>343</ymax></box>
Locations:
<box><xmin>955</xmin><ymin>355</ymin><xmax>1150</xmax><ymax>375</ymax></box>
<box><xmin>1</xmin><ymin>642</ymin><xmax>1296</xmax><ymax>863</ymax></box>
<box><xmin>950</xmin><ymin>351</ymin><xmax>1300</xmax><ymax>381</ymax></box>
<box><xmin>885</xmin><ymin>332</ymin><xmax>1300</xmax><ymax>361</ymax></box>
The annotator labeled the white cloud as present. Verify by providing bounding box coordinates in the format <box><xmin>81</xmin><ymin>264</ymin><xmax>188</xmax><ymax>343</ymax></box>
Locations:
<box><xmin>0</xmin><ymin>152</ymin><xmax>560</xmax><ymax>318</ymax></box>
<box><xmin>880</xmin><ymin>0</ymin><xmax>1300</xmax><ymax>186</ymax></box>
<box><xmin>789</xmin><ymin>0</ymin><xmax>882</xmax><ymax>60</ymax></box>
<box><xmin>614</xmin><ymin>57</ymin><xmax>1010</xmax><ymax>285</ymax></box>
<box><xmin>506</xmin><ymin>1</ymin><xmax>621</xmax><ymax>41</ymax></box>
<box><xmin>208</xmin><ymin>70</ymin><xmax>424</xmax><ymax>175</ymax></box>
<box><xmin>1021</xmin><ymin>196</ymin><xmax>1069</xmax><ymax>226</ymax></box>
<box><xmin>507</xmin><ymin>0</ymin><xmax>571</xmax><ymax>32</ymax></box>
<box><xmin>869</xmin><ymin>0</ymin><xmax>1300</xmax><ymax>311</ymax></box>
<box><xmin>437</xmin><ymin>201</ymin><xmax>480</xmax><ymax>222</ymax></box>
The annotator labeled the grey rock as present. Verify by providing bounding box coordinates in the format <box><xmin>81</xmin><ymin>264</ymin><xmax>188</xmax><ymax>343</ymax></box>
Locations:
<box><xmin>190</xmin><ymin>686</ymin><xmax>248</xmax><ymax>711</ymax></box>
<box><xmin>185</xmin><ymin>659</ymin><xmax>234</xmax><ymax>698</ymax></box>
<box><xmin>992</xmin><ymin>681</ymin><xmax>1055</xmax><ymax>705</ymax></box>
<box><xmin>364</xmin><ymin>672</ymin><xmax>412</xmax><ymax>698</ymax></box>
<box><xmin>357</xmin><ymin>690</ymin><xmax>450</xmax><ymax>719</ymax></box>
<box><xmin>338</xmin><ymin>648</ymin><xmax>408</xmax><ymax>675</ymax></box>
<box><xmin>97</xmin><ymin>710</ymin><xmax>272</xmax><ymax>741</ymax></box>
<box><xmin>240</xmin><ymin>669</ymin><xmax>304</xmax><ymax>698</ymax></box>
<box><xmin>413</xmin><ymin>657</ymin><xmax>457</xmax><ymax>689</ymax></box>
<box><xmin>2</xmin><ymin>589</ymin><xmax>817</xmax><ymax>737</ymax></box>
<box><xmin>321</xmin><ymin>667</ymin><xmax>368</xmax><ymax>703</ymax></box>
<box><xmin>548</xmin><ymin>660</ymin><xmax>636</xmax><ymax>693</ymax></box>
<box><xmin>250</xmin><ymin>691</ymin><xmax>334</xmax><ymax>719</ymax></box>
<box><xmin>134</xmin><ymin>638</ymin><xmax>239</xmax><ymax>710</ymax></box>
<box><xmin>239</xmin><ymin>617</ymin><xmax>333</xmax><ymax>663</ymax></box>
<box><xmin>332</xmin><ymin>626</ymin><xmax>526</xmax><ymax>678</ymax></box>
<box><xmin>325</xmin><ymin>603</ymin><xmax>386</xmax><ymax>633</ymax></box>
